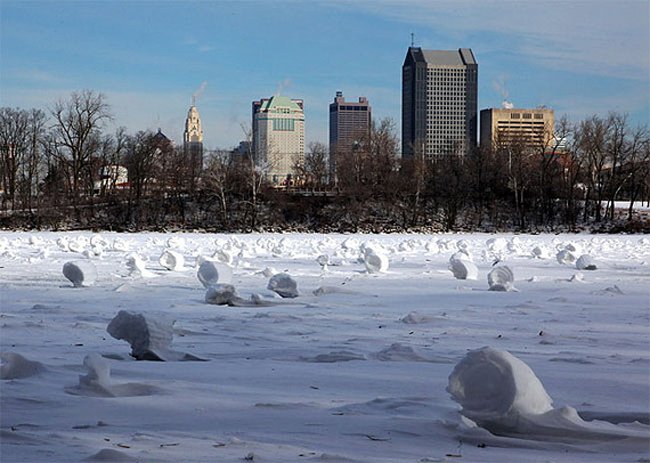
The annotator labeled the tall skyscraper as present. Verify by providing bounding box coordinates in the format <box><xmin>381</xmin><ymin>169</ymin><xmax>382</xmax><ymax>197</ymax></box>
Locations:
<box><xmin>329</xmin><ymin>91</ymin><xmax>371</xmax><ymax>181</ymax></box>
<box><xmin>252</xmin><ymin>95</ymin><xmax>305</xmax><ymax>186</ymax></box>
<box><xmin>402</xmin><ymin>47</ymin><xmax>478</xmax><ymax>158</ymax></box>
<box><xmin>183</xmin><ymin>103</ymin><xmax>203</xmax><ymax>176</ymax></box>
<box><xmin>480</xmin><ymin>107</ymin><xmax>555</xmax><ymax>151</ymax></box>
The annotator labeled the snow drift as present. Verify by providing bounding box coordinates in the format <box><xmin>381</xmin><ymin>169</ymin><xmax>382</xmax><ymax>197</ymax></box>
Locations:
<box><xmin>448</xmin><ymin>347</ymin><xmax>650</xmax><ymax>445</ymax></box>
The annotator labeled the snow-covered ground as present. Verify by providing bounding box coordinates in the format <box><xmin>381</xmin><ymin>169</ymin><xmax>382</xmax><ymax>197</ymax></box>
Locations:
<box><xmin>1</xmin><ymin>231</ymin><xmax>648</xmax><ymax>462</ymax></box>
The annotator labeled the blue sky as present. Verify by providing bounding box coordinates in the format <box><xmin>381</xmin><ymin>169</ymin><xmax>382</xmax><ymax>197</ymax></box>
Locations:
<box><xmin>1</xmin><ymin>0</ymin><xmax>648</xmax><ymax>150</ymax></box>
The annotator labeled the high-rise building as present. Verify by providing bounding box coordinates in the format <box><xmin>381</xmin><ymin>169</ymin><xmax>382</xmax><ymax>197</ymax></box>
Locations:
<box><xmin>183</xmin><ymin>104</ymin><xmax>203</xmax><ymax>176</ymax></box>
<box><xmin>402</xmin><ymin>47</ymin><xmax>478</xmax><ymax>158</ymax></box>
<box><xmin>480</xmin><ymin>107</ymin><xmax>555</xmax><ymax>151</ymax></box>
<box><xmin>329</xmin><ymin>91</ymin><xmax>371</xmax><ymax>181</ymax></box>
<box><xmin>252</xmin><ymin>95</ymin><xmax>305</xmax><ymax>186</ymax></box>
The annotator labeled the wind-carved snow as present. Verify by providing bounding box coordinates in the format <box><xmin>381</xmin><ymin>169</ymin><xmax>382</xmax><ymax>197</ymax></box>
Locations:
<box><xmin>1</xmin><ymin>231</ymin><xmax>649</xmax><ymax>462</ymax></box>
<box><xmin>0</xmin><ymin>352</ymin><xmax>45</xmax><ymax>379</ymax></box>
<box><xmin>62</xmin><ymin>260</ymin><xmax>97</xmax><ymax>287</ymax></box>
<box><xmin>448</xmin><ymin>347</ymin><xmax>649</xmax><ymax>446</ymax></box>
<box><xmin>267</xmin><ymin>273</ymin><xmax>299</xmax><ymax>298</ymax></box>
<box><xmin>106</xmin><ymin>310</ymin><xmax>204</xmax><ymax>361</ymax></box>
<box><xmin>159</xmin><ymin>249</ymin><xmax>184</xmax><ymax>271</ymax></box>
<box><xmin>65</xmin><ymin>353</ymin><xmax>158</xmax><ymax>397</ymax></box>
<box><xmin>197</xmin><ymin>260</ymin><xmax>233</xmax><ymax>288</ymax></box>
<box><xmin>576</xmin><ymin>254</ymin><xmax>597</xmax><ymax>270</ymax></box>
<box><xmin>487</xmin><ymin>265</ymin><xmax>516</xmax><ymax>292</ymax></box>
<box><xmin>449</xmin><ymin>251</ymin><xmax>478</xmax><ymax>280</ymax></box>
<box><xmin>362</xmin><ymin>244</ymin><xmax>390</xmax><ymax>274</ymax></box>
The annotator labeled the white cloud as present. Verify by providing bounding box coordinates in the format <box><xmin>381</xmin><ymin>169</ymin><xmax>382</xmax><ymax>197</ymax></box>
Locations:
<box><xmin>345</xmin><ymin>0</ymin><xmax>650</xmax><ymax>81</ymax></box>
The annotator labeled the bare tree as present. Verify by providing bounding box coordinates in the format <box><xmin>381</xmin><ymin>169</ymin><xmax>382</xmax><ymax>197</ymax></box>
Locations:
<box><xmin>49</xmin><ymin>90</ymin><xmax>112</xmax><ymax>208</ymax></box>
<box><xmin>294</xmin><ymin>142</ymin><xmax>328</xmax><ymax>189</ymax></box>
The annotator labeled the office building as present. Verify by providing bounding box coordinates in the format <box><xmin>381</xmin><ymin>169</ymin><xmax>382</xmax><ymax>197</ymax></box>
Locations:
<box><xmin>329</xmin><ymin>91</ymin><xmax>371</xmax><ymax>181</ymax></box>
<box><xmin>402</xmin><ymin>47</ymin><xmax>478</xmax><ymax>158</ymax></box>
<box><xmin>252</xmin><ymin>95</ymin><xmax>305</xmax><ymax>186</ymax></box>
<box><xmin>480</xmin><ymin>107</ymin><xmax>555</xmax><ymax>150</ymax></box>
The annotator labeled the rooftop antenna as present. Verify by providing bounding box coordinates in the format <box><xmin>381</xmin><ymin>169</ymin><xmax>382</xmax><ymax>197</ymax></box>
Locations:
<box><xmin>410</xmin><ymin>32</ymin><xmax>415</xmax><ymax>47</ymax></box>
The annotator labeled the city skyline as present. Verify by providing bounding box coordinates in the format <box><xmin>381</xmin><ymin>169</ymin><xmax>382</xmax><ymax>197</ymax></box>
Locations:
<box><xmin>1</xmin><ymin>0</ymin><xmax>648</xmax><ymax>150</ymax></box>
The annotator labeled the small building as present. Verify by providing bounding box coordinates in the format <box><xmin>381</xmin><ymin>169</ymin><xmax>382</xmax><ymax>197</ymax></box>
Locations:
<box><xmin>480</xmin><ymin>107</ymin><xmax>555</xmax><ymax>151</ymax></box>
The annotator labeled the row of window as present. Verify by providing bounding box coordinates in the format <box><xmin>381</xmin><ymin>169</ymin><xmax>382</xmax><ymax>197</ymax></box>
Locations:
<box><xmin>510</xmin><ymin>113</ymin><xmax>546</xmax><ymax>119</ymax></box>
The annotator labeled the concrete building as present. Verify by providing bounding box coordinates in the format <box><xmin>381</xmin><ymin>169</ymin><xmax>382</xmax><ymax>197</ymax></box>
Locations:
<box><xmin>183</xmin><ymin>104</ymin><xmax>204</xmax><ymax>176</ymax></box>
<box><xmin>252</xmin><ymin>95</ymin><xmax>305</xmax><ymax>186</ymax></box>
<box><xmin>329</xmin><ymin>91</ymin><xmax>371</xmax><ymax>181</ymax></box>
<box><xmin>402</xmin><ymin>47</ymin><xmax>478</xmax><ymax>158</ymax></box>
<box><xmin>480</xmin><ymin>107</ymin><xmax>555</xmax><ymax>151</ymax></box>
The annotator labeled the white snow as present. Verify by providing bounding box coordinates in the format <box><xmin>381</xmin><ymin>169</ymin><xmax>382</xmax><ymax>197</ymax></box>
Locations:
<box><xmin>1</xmin><ymin>231</ymin><xmax>649</xmax><ymax>462</ymax></box>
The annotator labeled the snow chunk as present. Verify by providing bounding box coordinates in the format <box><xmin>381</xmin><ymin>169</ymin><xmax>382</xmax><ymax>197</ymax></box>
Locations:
<box><xmin>267</xmin><ymin>273</ymin><xmax>299</xmax><ymax>298</ymax></box>
<box><xmin>1</xmin><ymin>352</ymin><xmax>45</xmax><ymax>379</ymax></box>
<box><xmin>487</xmin><ymin>265</ymin><xmax>516</xmax><ymax>292</ymax></box>
<box><xmin>447</xmin><ymin>346</ymin><xmax>553</xmax><ymax>429</ymax></box>
<box><xmin>363</xmin><ymin>247</ymin><xmax>389</xmax><ymax>274</ymax></box>
<box><xmin>556</xmin><ymin>249</ymin><xmax>577</xmax><ymax>266</ymax></box>
<box><xmin>576</xmin><ymin>254</ymin><xmax>597</xmax><ymax>270</ymax></box>
<box><xmin>63</xmin><ymin>260</ymin><xmax>98</xmax><ymax>287</ymax></box>
<box><xmin>158</xmin><ymin>249</ymin><xmax>184</xmax><ymax>271</ymax></box>
<box><xmin>531</xmin><ymin>245</ymin><xmax>551</xmax><ymax>259</ymax></box>
<box><xmin>205</xmin><ymin>284</ymin><xmax>239</xmax><ymax>305</ymax></box>
<box><xmin>107</xmin><ymin>310</ymin><xmax>175</xmax><ymax>361</ymax></box>
<box><xmin>125</xmin><ymin>253</ymin><xmax>155</xmax><ymax>278</ymax></box>
<box><xmin>197</xmin><ymin>260</ymin><xmax>233</xmax><ymax>288</ymax></box>
<box><xmin>449</xmin><ymin>252</ymin><xmax>478</xmax><ymax>280</ymax></box>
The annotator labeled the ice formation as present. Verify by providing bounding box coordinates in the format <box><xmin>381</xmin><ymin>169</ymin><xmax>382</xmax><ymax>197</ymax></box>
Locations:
<box><xmin>449</xmin><ymin>252</ymin><xmax>478</xmax><ymax>280</ymax></box>
<box><xmin>0</xmin><ymin>352</ymin><xmax>45</xmax><ymax>379</ymax></box>
<box><xmin>107</xmin><ymin>310</ymin><xmax>175</xmax><ymax>361</ymax></box>
<box><xmin>159</xmin><ymin>249</ymin><xmax>184</xmax><ymax>271</ymax></box>
<box><xmin>197</xmin><ymin>260</ymin><xmax>233</xmax><ymax>288</ymax></box>
<box><xmin>487</xmin><ymin>265</ymin><xmax>516</xmax><ymax>292</ymax></box>
<box><xmin>267</xmin><ymin>273</ymin><xmax>299</xmax><ymax>298</ymax></box>
<box><xmin>62</xmin><ymin>260</ymin><xmax>98</xmax><ymax>287</ymax></box>
<box><xmin>576</xmin><ymin>254</ymin><xmax>597</xmax><ymax>270</ymax></box>
<box><xmin>205</xmin><ymin>284</ymin><xmax>239</xmax><ymax>305</ymax></box>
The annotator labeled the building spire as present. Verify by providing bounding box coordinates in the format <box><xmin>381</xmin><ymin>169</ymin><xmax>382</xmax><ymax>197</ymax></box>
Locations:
<box><xmin>410</xmin><ymin>32</ymin><xmax>415</xmax><ymax>48</ymax></box>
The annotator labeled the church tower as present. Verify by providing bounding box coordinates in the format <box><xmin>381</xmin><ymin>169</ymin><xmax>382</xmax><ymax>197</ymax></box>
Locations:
<box><xmin>183</xmin><ymin>101</ymin><xmax>204</xmax><ymax>178</ymax></box>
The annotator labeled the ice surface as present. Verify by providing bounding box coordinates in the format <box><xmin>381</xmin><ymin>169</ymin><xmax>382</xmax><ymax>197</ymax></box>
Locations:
<box><xmin>62</xmin><ymin>260</ymin><xmax>97</xmax><ymax>287</ymax></box>
<box><xmin>1</xmin><ymin>231</ymin><xmax>649</xmax><ymax>462</ymax></box>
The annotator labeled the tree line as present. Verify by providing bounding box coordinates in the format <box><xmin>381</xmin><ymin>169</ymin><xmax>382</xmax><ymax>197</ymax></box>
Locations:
<box><xmin>1</xmin><ymin>90</ymin><xmax>648</xmax><ymax>233</ymax></box>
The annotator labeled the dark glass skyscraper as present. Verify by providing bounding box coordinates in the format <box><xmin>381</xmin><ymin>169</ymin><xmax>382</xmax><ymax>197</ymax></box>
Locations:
<box><xmin>329</xmin><ymin>91</ymin><xmax>371</xmax><ymax>182</ymax></box>
<box><xmin>402</xmin><ymin>47</ymin><xmax>477</xmax><ymax>158</ymax></box>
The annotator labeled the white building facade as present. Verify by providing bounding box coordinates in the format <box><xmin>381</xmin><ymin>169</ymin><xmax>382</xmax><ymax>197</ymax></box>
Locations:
<box><xmin>252</xmin><ymin>95</ymin><xmax>304</xmax><ymax>186</ymax></box>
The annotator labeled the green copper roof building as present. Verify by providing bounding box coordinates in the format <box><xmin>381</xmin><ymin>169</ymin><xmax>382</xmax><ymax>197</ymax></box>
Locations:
<box><xmin>252</xmin><ymin>95</ymin><xmax>305</xmax><ymax>187</ymax></box>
